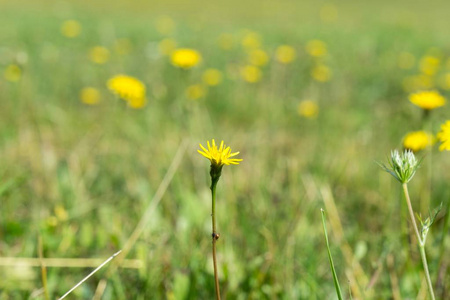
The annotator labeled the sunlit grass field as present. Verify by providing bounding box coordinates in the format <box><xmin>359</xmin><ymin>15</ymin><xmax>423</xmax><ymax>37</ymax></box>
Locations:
<box><xmin>1</xmin><ymin>0</ymin><xmax>449</xmax><ymax>299</ymax></box>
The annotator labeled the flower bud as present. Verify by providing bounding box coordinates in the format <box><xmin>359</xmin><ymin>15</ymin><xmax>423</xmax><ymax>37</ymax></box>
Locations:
<box><xmin>380</xmin><ymin>150</ymin><xmax>420</xmax><ymax>183</ymax></box>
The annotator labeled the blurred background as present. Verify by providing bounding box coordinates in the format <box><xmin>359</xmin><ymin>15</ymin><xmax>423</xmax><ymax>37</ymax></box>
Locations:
<box><xmin>0</xmin><ymin>0</ymin><xmax>449</xmax><ymax>299</ymax></box>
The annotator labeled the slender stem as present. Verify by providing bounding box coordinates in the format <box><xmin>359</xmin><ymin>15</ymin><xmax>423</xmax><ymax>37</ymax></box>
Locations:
<box><xmin>59</xmin><ymin>250</ymin><xmax>122</xmax><ymax>300</ymax></box>
<box><xmin>402</xmin><ymin>184</ymin><xmax>422</xmax><ymax>245</ymax></box>
<box><xmin>38</xmin><ymin>236</ymin><xmax>50</xmax><ymax>300</ymax></box>
<box><xmin>402</xmin><ymin>183</ymin><xmax>435</xmax><ymax>300</ymax></box>
<box><xmin>211</xmin><ymin>181</ymin><xmax>221</xmax><ymax>300</ymax></box>
<box><xmin>419</xmin><ymin>246</ymin><xmax>435</xmax><ymax>300</ymax></box>
<box><xmin>320</xmin><ymin>209</ymin><xmax>344</xmax><ymax>300</ymax></box>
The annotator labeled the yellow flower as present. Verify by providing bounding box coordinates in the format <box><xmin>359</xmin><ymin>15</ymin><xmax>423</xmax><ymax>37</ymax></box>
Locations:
<box><xmin>198</xmin><ymin>139</ymin><xmax>242</xmax><ymax>167</ymax></box>
<box><xmin>61</xmin><ymin>20</ymin><xmax>81</xmax><ymax>38</ymax></box>
<box><xmin>114</xmin><ymin>39</ymin><xmax>132</xmax><ymax>55</ymax></box>
<box><xmin>171</xmin><ymin>48</ymin><xmax>202</xmax><ymax>69</ymax></box>
<box><xmin>158</xmin><ymin>38</ymin><xmax>177</xmax><ymax>56</ymax></box>
<box><xmin>155</xmin><ymin>16</ymin><xmax>175</xmax><ymax>35</ymax></box>
<box><xmin>409</xmin><ymin>90</ymin><xmax>446</xmax><ymax>110</ymax></box>
<box><xmin>89</xmin><ymin>46</ymin><xmax>110</xmax><ymax>64</ymax></box>
<box><xmin>320</xmin><ymin>4</ymin><xmax>338</xmax><ymax>23</ymax></box>
<box><xmin>398</xmin><ymin>52</ymin><xmax>416</xmax><ymax>70</ymax></box>
<box><xmin>439</xmin><ymin>73</ymin><xmax>450</xmax><ymax>90</ymax></box>
<box><xmin>185</xmin><ymin>84</ymin><xmax>205</xmax><ymax>100</ymax></box>
<box><xmin>241</xmin><ymin>31</ymin><xmax>261</xmax><ymax>49</ymax></box>
<box><xmin>298</xmin><ymin>100</ymin><xmax>319</xmax><ymax>119</ymax></box>
<box><xmin>4</xmin><ymin>64</ymin><xmax>22</xmax><ymax>82</ymax></box>
<box><xmin>202</xmin><ymin>69</ymin><xmax>223</xmax><ymax>86</ymax></box>
<box><xmin>218</xmin><ymin>33</ymin><xmax>234</xmax><ymax>50</ymax></box>
<box><xmin>241</xmin><ymin>65</ymin><xmax>262</xmax><ymax>83</ymax></box>
<box><xmin>275</xmin><ymin>45</ymin><xmax>296</xmax><ymax>64</ymax></box>
<box><xmin>107</xmin><ymin>75</ymin><xmax>146</xmax><ymax>108</ymax></box>
<box><xmin>437</xmin><ymin>120</ymin><xmax>450</xmax><ymax>151</ymax></box>
<box><xmin>311</xmin><ymin>64</ymin><xmax>332</xmax><ymax>82</ymax></box>
<box><xmin>419</xmin><ymin>55</ymin><xmax>440</xmax><ymax>76</ymax></box>
<box><xmin>54</xmin><ymin>205</ymin><xmax>69</xmax><ymax>221</ymax></box>
<box><xmin>247</xmin><ymin>49</ymin><xmax>269</xmax><ymax>67</ymax></box>
<box><xmin>402</xmin><ymin>131</ymin><xmax>434</xmax><ymax>152</ymax></box>
<box><xmin>80</xmin><ymin>87</ymin><xmax>101</xmax><ymax>105</ymax></box>
<box><xmin>306</xmin><ymin>40</ymin><xmax>327</xmax><ymax>58</ymax></box>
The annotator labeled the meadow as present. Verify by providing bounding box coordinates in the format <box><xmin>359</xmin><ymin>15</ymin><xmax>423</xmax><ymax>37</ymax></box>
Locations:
<box><xmin>0</xmin><ymin>0</ymin><xmax>449</xmax><ymax>299</ymax></box>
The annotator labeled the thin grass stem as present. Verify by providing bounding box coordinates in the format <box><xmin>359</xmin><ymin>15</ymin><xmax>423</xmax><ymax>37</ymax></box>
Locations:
<box><xmin>0</xmin><ymin>257</ymin><xmax>142</xmax><ymax>269</ymax></box>
<box><xmin>38</xmin><ymin>236</ymin><xmax>50</xmax><ymax>300</ymax></box>
<box><xmin>320</xmin><ymin>209</ymin><xmax>344</xmax><ymax>300</ymax></box>
<box><xmin>58</xmin><ymin>250</ymin><xmax>122</xmax><ymax>300</ymax></box>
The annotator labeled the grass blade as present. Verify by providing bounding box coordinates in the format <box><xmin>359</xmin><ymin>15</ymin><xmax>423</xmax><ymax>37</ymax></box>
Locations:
<box><xmin>321</xmin><ymin>208</ymin><xmax>344</xmax><ymax>300</ymax></box>
<box><xmin>58</xmin><ymin>250</ymin><xmax>121</xmax><ymax>300</ymax></box>
<box><xmin>38</xmin><ymin>236</ymin><xmax>50</xmax><ymax>300</ymax></box>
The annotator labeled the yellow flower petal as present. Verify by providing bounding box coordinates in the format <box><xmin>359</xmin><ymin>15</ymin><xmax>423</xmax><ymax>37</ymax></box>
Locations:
<box><xmin>198</xmin><ymin>140</ymin><xmax>242</xmax><ymax>166</ymax></box>
<box><xmin>409</xmin><ymin>90</ymin><xmax>446</xmax><ymax>110</ymax></box>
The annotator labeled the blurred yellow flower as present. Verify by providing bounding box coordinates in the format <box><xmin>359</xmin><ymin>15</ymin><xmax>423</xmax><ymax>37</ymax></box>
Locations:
<box><xmin>47</xmin><ymin>216</ymin><xmax>58</xmax><ymax>227</ymax></box>
<box><xmin>247</xmin><ymin>49</ymin><xmax>269</xmax><ymax>67</ymax></box>
<box><xmin>61</xmin><ymin>20</ymin><xmax>81</xmax><ymax>38</ymax></box>
<box><xmin>241</xmin><ymin>31</ymin><xmax>261</xmax><ymax>49</ymax></box>
<box><xmin>311</xmin><ymin>64</ymin><xmax>332</xmax><ymax>82</ymax></box>
<box><xmin>171</xmin><ymin>48</ymin><xmax>202</xmax><ymax>69</ymax></box>
<box><xmin>158</xmin><ymin>38</ymin><xmax>177</xmax><ymax>56</ymax></box>
<box><xmin>80</xmin><ymin>87</ymin><xmax>101</xmax><ymax>105</ymax></box>
<box><xmin>4</xmin><ymin>64</ymin><xmax>21</xmax><ymax>82</ymax></box>
<box><xmin>198</xmin><ymin>139</ymin><xmax>242</xmax><ymax>166</ymax></box>
<box><xmin>275</xmin><ymin>45</ymin><xmax>296</xmax><ymax>64</ymax></box>
<box><xmin>54</xmin><ymin>205</ymin><xmax>69</xmax><ymax>221</ymax></box>
<box><xmin>306</xmin><ymin>40</ymin><xmax>327</xmax><ymax>58</ymax></box>
<box><xmin>437</xmin><ymin>120</ymin><xmax>450</xmax><ymax>151</ymax></box>
<box><xmin>320</xmin><ymin>4</ymin><xmax>338</xmax><ymax>23</ymax></box>
<box><xmin>186</xmin><ymin>84</ymin><xmax>205</xmax><ymax>100</ymax></box>
<box><xmin>402</xmin><ymin>74</ymin><xmax>434</xmax><ymax>92</ymax></box>
<box><xmin>298</xmin><ymin>100</ymin><xmax>319</xmax><ymax>119</ymax></box>
<box><xmin>440</xmin><ymin>73</ymin><xmax>450</xmax><ymax>90</ymax></box>
<box><xmin>202</xmin><ymin>68</ymin><xmax>223</xmax><ymax>86</ymax></box>
<box><xmin>419</xmin><ymin>55</ymin><xmax>440</xmax><ymax>76</ymax></box>
<box><xmin>398</xmin><ymin>52</ymin><xmax>416</xmax><ymax>70</ymax></box>
<box><xmin>409</xmin><ymin>90</ymin><xmax>445</xmax><ymax>110</ymax></box>
<box><xmin>218</xmin><ymin>33</ymin><xmax>234</xmax><ymax>50</ymax></box>
<box><xmin>89</xmin><ymin>46</ymin><xmax>110</xmax><ymax>64</ymax></box>
<box><xmin>155</xmin><ymin>16</ymin><xmax>175</xmax><ymax>35</ymax></box>
<box><xmin>241</xmin><ymin>65</ymin><xmax>262</xmax><ymax>83</ymax></box>
<box><xmin>402</xmin><ymin>131</ymin><xmax>434</xmax><ymax>152</ymax></box>
<box><xmin>107</xmin><ymin>75</ymin><xmax>146</xmax><ymax>108</ymax></box>
<box><xmin>114</xmin><ymin>39</ymin><xmax>132</xmax><ymax>55</ymax></box>
<box><xmin>127</xmin><ymin>97</ymin><xmax>146</xmax><ymax>109</ymax></box>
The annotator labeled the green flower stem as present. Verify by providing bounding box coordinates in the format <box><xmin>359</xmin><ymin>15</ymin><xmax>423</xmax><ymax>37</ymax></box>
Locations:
<box><xmin>402</xmin><ymin>183</ymin><xmax>435</xmax><ymax>300</ymax></box>
<box><xmin>419</xmin><ymin>246</ymin><xmax>434</xmax><ymax>299</ymax></box>
<box><xmin>402</xmin><ymin>184</ymin><xmax>422</xmax><ymax>245</ymax></box>
<box><xmin>210</xmin><ymin>167</ymin><xmax>222</xmax><ymax>300</ymax></box>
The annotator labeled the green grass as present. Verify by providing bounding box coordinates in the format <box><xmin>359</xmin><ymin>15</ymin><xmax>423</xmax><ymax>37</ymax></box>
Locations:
<box><xmin>0</xmin><ymin>0</ymin><xmax>449</xmax><ymax>299</ymax></box>
<box><xmin>321</xmin><ymin>209</ymin><xmax>344</xmax><ymax>300</ymax></box>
